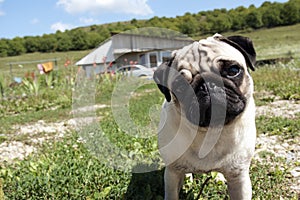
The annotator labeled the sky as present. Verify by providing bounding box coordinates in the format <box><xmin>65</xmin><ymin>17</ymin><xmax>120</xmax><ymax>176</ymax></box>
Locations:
<box><xmin>0</xmin><ymin>0</ymin><xmax>288</xmax><ymax>39</ymax></box>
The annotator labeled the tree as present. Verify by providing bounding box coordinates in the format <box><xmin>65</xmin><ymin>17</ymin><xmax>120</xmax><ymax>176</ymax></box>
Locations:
<box><xmin>56</xmin><ymin>31</ymin><xmax>72</xmax><ymax>52</ymax></box>
<box><xmin>281</xmin><ymin>0</ymin><xmax>300</xmax><ymax>25</ymax></box>
<box><xmin>146</xmin><ymin>16</ymin><xmax>164</xmax><ymax>28</ymax></box>
<box><xmin>209</xmin><ymin>13</ymin><xmax>232</xmax><ymax>33</ymax></box>
<box><xmin>130</xmin><ymin>18</ymin><xmax>138</xmax><ymax>27</ymax></box>
<box><xmin>39</xmin><ymin>34</ymin><xmax>57</xmax><ymax>52</ymax></box>
<box><xmin>97</xmin><ymin>27</ymin><xmax>110</xmax><ymax>41</ymax></box>
<box><xmin>7</xmin><ymin>37</ymin><xmax>26</xmax><ymax>56</ymax></box>
<box><xmin>69</xmin><ymin>29</ymin><xmax>90</xmax><ymax>50</ymax></box>
<box><xmin>229</xmin><ymin>7</ymin><xmax>247</xmax><ymax>30</ymax></box>
<box><xmin>87</xmin><ymin>32</ymin><xmax>104</xmax><ymax>49</ymax></box>
<box><xmin>0</xmin><ymin>39</ymin><xmax>9</xmax><ymax>57</ymax></box>
<box><xmin>0</xmin><ymin>0</ymin><xmax>299</xmax><ymax>58</ymax></box>
<box><xmin>245</xmin><ymin>10</ymin><xmax>263</xmax><ymax>29</ymax></box>
<box><xmin>178</xmin><ymin>14</ymin><xmax>199</xmax><ymax>35</ymax></box>
<box><xmin>24</xmin><ymin>36</ymin><xmax>40</xmax><ymax>53</ymax></box>
<box><xmin>261</xmin><ymin>3</ymin><xmax>283</xmax><ymax>27</ymax></box>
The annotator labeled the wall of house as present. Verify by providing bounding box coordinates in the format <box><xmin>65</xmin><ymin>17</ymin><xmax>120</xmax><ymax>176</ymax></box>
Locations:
<box><xmin>115</xmin><ymin>53</ymin><xmax>139</xmax><ymax>67</ymax></box>
<box><xmin>114</xmin><ymin>50</ymin><xmax>172</xmax><ymax>68</ymax></box>
<box><xmin>80</xmin><ymin>50</ymin><xmax>172</xmax><ymax>77</ymax></box>
<box><xmin>82</xmin><ymin>63</ymin><xmax>116</xmax><ymax>77</ymax></box>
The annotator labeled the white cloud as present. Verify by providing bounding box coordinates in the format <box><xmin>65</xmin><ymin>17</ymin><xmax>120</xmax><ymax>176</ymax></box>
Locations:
<box><xmin>79</xmin><ymin>17</ymin><xmax>98</xmax><ymax>25</ymax></box>
<box><xmin>0</xmin><ymin>0</ymin><xmax>4</xmax><ymax>16</ymax></box>
<box><xmin>56</xmin><ymin>0</ymin><xmax>153</xmax><ymax>16</ymax></box>
<box><xmin>30</xmin><ymin>18</ymin><xmax>40</xmax><ymax>24</ymax></box>
<box><xmin>51</xmin><ymin>22</ymin><xmax>74</xmax><ymax>32</ymax></box>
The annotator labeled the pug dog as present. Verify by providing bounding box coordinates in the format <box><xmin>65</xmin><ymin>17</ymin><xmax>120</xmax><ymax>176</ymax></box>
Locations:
<box><xmin>153</xmin><ymin>34</ymin><xmax>257</xmax><ymax>200</ymax></box>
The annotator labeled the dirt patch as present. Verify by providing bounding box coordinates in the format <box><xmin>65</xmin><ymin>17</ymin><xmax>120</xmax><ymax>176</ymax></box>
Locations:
<box><xmin>1</xmin><ymin>100</ymin><xmax>299</xmax><ymax>191</ymax></box>
<box><xmin>0</xmin><ymin>104</ymin><xmax>107</xmax><ymax>163</ymax></box>
<box><xmin>0</xmin><ymin>141</ymin><xmax>36</xmax><ymax>163</ymax></box>
<box><xmin>256</xmin><ymin>100</ymin><xmax>300</xmax><ymax>118</ymax></box>
<box><xmin>0</xmin><ymin>119</ymin><xmax>76</xmax><ymax>163</ymax></box>
<box><xmin>255</xmin><ymin>99</ymin><xmax>300</xmax><ymax>192</ymax></box>
<box><xmin>255</xmin><ymin>133</ymin><xmax>300</xmax><ymax>192</ymax></box>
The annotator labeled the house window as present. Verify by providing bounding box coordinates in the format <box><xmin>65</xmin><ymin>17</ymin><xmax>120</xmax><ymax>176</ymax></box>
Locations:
<box><xmin>162</xmin><ymin>51</ymin><xmax>172</xmax><ymax>63</ymax></box>
<box><xmin>139</xmin><ymin>54</ymin><xmax>146</xmax><ymax>66</ymax></box>
<box><xmin>149</xmin><ymin>52</ymin><xmax>158</xmax><ymax>67</ymax></box>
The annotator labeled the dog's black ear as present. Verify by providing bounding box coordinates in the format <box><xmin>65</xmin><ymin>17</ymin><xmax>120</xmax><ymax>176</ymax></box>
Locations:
<box><xmin>153</xmin><ymin>62</ymin><xmax>172</xmax><ymax>102</ymax></box>
<box><xmin>218</xmin><ymin>35</ymin><xmax>256</xmax><ymax>71</ymax></box>
<box><xmin>227</xmin><ymin>36</ymin><xmax>256</xmax><ymax>66</ymax></box>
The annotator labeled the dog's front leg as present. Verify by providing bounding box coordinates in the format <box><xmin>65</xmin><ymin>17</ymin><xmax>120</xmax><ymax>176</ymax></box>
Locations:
<box><xmin>225</xmin><ymin>168</ymin><xmax>252</xmax><ymax>200</ymax></box>
<box><xmin>164</xmin><ymin>166</ymin><xmax>185</xmax><ymax>200</ymax></box>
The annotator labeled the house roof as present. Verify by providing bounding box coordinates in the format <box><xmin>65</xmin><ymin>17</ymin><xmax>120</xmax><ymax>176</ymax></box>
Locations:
<box><xmin>76</xmin><ymin>33</ymin><xmax>194</xmax><ymax>66</ymax></box>
<box><xmin>76</xmin><ymin>39</ymin><xmax>114</xmax><ymax>66</ymax></box>
<box><xmin>112</xmin><ymin>33</ymin><xmax>193</xmax><ymax>53</ymax></box>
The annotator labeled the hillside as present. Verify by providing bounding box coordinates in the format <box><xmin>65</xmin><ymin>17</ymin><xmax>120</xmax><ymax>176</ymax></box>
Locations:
<box><xmin>223</xmin><ymin>23</ymin><xmax>300</xmax><ymax>60</ymax></box>
<box><xmin>0</xmin><ymin>0</ymin><xmax>299</xmax><ymax>57</ymax></box>
<box><xmin>1</xmin><ymin>23</ymin><xmax>300</xmax><ymax>76</ymax></box>
<box><xmin>0</xmin><ymin>4</ymin><xmax>299</xmax><ymax>199</ymax></box>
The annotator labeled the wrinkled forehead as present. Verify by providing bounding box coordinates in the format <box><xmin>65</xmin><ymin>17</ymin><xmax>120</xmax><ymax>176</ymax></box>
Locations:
<box><xmin>173</xmin><ymin>35</ymin><xmax>246</xmax><ymax>73</ymax></box>
<box><xmin>199</xmin><ymin>35</ymin><xmax>246</xmax><ymax>61</ymax></box>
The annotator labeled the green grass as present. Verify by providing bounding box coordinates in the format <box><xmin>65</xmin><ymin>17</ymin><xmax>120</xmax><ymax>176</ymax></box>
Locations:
<box><xmin>1</xmin><ymin>136</ymin><xmax>131</xmax><ymax>199</ymax></box>
<box><xmin>0</xmin><ymin>50</ymin><xmax>89</xmax><ymax>73</ymax></box>
<box><xmin>252</xmin><ymin>59</ymin><xmax>300</xmax><ymax>104</ymax></box>
<box><xmin>1</xmin><ymin>68</ymin><xmax>299</xmax><ymax>198</ymax></box>
<box><xmin>256</xmin><ymin>115</ymin><xmax>300</xmax><ymax>139</ymax></box>
<box><xmin>1</xmin><ymin>23</ymin><xmax>300</xmax><ymax>78</ymax></box>
<box><xmin>198</xmin><ymin>23</ymin><xmax>300</xmax><ymax>60</ymax></box>
<box><xmin>244</xmin><ymin>24</ymin><xmax>300</xmax><ymax>59</ymax></box>
<box><xmin>0</xmin><ymin>24</ymin><xmax>300</xmax><ymax>199</ymax></box>
<box><xmin>0</xmin><ymin>107</ymin><xmax>71</xmax><ymax>136</ymax></box>
<box><xmin>0</xmin><ymin>50</ymin><xmax>89</xmax><ymax>88</ymax></box>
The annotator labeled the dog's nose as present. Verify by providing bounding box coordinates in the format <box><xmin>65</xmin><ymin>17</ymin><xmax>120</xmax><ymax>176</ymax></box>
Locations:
<box><xmin>179</xmin><ymin>69</ymin><xmax>193</xmax><ymax>83</ymax></box>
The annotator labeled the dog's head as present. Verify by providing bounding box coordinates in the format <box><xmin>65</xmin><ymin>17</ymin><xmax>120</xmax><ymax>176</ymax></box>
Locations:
<box><xmin>154</xmin><ymin>34</ymin><xmax>256</xmax><ymax>127</ymax></box>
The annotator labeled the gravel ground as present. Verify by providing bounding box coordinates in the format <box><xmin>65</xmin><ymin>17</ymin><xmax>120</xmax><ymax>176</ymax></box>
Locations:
<box><xmin>0</xmin><ymin>101</ymin><xmax>299</xmax><ymax>192</ymax></box>
<box><xmin>0</xmin><ymin>119</ymin><xmax>75</xmax><ymax>163</ymax></box>
<box><xmin>256</xmin><ymin>100</ymin><xmax>300</xmax><ymax>118</ymax></box>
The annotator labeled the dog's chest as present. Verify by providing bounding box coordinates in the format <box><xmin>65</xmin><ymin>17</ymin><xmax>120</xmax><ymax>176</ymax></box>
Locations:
<box><xmin>167</xmin><ymin>132</ymin><xmax>239</xmax><ymax>173</ymax></box>
<box><xmin>158</xmin><ymin>101</ymin><xmax>256</xmax><ymax>174</ymax></box>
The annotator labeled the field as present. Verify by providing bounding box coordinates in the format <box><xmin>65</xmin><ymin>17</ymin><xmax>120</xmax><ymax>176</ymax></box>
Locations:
<box><xmin>0</xmin><ymin>24</ymin><xmax>300</xmax><ymax>199</ymax></box>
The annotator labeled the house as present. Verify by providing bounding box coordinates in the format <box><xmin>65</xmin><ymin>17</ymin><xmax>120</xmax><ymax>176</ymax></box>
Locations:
<box><xmin>75</xmin><ymin>32</ymin><xmax>194</xmax><ymax>77</ymax></box>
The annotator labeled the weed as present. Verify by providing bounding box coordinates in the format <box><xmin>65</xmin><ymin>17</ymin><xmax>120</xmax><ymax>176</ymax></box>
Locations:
<box><xmin>253</xmin><ymin>62</ymin><xmax>300</xmax><ymax>101</ymax></box>
<box><xmin>256</xmin><ymin>116</ymin><xmax>300</xmax><ymax>139</ymax></box>
<box><xmin>0</xmin><ymin>25</ymin><xmax>300</xmax><ymax>199</ymax></box>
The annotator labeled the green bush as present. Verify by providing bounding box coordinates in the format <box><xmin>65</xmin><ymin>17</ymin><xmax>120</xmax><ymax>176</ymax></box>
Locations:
<box><xmin>1</xmin><ymin>63</ymin><xmax>299</xmax><ymax>199</ymax></box>
<box><xmin>0</xmin><ymin>178</ymin><xmax>4</xmax><ymax>200</ymax></box>
<box><xmin>253</xmin><ymin>61</ymin><xmax>300</xmax><ymax>101</ymax></box>
<box><xmin>1</xmin><ymin>136</ymin><xmax>130</xmax><ymax>199</ymax></box>
<box><xmin>1</xmin><ymin>135</ymin><xmax>294</xmax><ymax>199</ymax></box>
<box><xmin>256</xmin><ymin>116</ymin><xmax>300</xmax><ymax>139</ymax></box>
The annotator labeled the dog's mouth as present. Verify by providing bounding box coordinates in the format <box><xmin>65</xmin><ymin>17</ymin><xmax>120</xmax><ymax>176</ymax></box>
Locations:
<box><xmin>171</xmin><ymin>72</ymin><xmax>246</xmax><ymax>127</ymax></box>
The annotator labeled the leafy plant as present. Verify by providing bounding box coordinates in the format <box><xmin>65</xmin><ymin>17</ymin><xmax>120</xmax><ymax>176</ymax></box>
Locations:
<box><xmin>22</xmin><ymin>77</ymin><xmax>40</xmax><ymax>96</ymax></box>
<box><xmin>0</xmin><ymin>27</ymin><xmax>299</xmax><ymax>199</ymax></box>
<box><xmin>253</xmin><ymin>61</ymin><xmax>300</xmax><ymax>101</ymax></box>
<box><xmin>0</xmin><ymin>74</ymin><xmax>4</xmax><ymax>99</ymax></box>
<box><xmin>256</xmin><ymin>115</ymin><xmax>300</xmax><ymax>139</ymax></box>
<box><xmin>45</xmin><ymin>72</ymin><xmax>54</xmax><ymax>88</ymax></box>
<box><xmin>1</xmin><ymin>135</ymin><xmax>131</xmax><ymax>199</ymax></box>
<box><xmin>0</xmin><ymin>178</ymin><xmax>4</xmax><ymax>200</ymax></box>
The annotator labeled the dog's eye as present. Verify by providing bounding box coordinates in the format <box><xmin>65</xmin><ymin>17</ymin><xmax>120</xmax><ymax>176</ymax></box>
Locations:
<box><xmin>224</xmin><ymin>65</ymin><xmax>241</xmax><ymax>78</ymax></box>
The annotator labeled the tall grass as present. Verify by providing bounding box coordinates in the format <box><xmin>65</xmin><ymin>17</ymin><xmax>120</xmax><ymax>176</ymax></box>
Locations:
<box><xmin>0</xmin><ymin>24</ymin><xmax>299</xmax><ymax>199</ymax></box>
<box><xmin>253</xmin><ymin>59</ymin><xmax>300</xmax><ymax>102</ymax></box>
<box><xmin>1</xmin><ymin>65</ymin><xmax>299</xmax><ymax>198</ymax></box>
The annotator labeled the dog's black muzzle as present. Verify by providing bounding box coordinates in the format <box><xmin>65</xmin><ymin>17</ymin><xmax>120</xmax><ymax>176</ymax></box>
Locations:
<box><xmin>171</xmin><ymin>72</ymin><xmax>246</xmax><ymax>127</ymax></box>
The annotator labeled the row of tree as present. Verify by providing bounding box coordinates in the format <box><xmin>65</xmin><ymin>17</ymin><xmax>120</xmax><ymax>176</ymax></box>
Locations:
<box><xmin>0</xmin><ymin>0</ymin><xmax>299</xmax><ymax>57</ymax></box>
